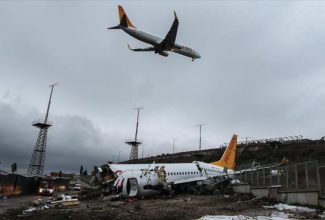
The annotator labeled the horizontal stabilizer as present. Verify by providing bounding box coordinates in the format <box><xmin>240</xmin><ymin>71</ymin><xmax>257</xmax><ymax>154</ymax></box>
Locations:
<box><xmin>108</xmin><ymin>25</ymin><xmax>121</xmax><ymax>30</ymax></box>
<box><xmin>127</xmin><ymin>44</ymin><xmax>155</xmax><ymax>52</ymax></box>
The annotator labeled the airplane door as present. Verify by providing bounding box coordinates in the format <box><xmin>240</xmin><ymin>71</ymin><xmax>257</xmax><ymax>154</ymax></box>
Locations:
<box><xmin>127</xmin><ymin>178</ymin><xmax>138</xmax><ymax>197</ymax></box>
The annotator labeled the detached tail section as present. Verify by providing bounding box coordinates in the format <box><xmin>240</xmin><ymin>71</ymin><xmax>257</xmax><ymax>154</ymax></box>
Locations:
<box><xmin>210</xmin><ymin>134</ymin><xmax>238</xmax><ymax>170</ymax></box>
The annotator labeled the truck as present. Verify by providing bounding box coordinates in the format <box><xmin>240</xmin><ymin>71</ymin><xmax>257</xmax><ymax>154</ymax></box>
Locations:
<box><xmin>38</xmin><ymin>179</ymin><xmax>54</xmax><ymax>195</ymax></box>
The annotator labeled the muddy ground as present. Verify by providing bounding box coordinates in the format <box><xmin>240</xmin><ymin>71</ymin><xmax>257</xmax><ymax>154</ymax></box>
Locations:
<box><xmin>0</xmin><ymin>193</ymin><xmax>322</xmax><ymax>220</ymax></box>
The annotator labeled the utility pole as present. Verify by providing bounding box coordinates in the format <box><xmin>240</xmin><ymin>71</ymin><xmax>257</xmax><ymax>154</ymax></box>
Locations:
<box><xmin>242</xmin><ymin>136</ymin><xmax>250</xmax><ymax>146</ymax></box>
<box><xmin>117</xmin><ymin>151</ymin><xmax>122</xmax><ymax>163</ymax></box>
<box><xmin>172</xmin><ymin>138</ymin><xmax>177</xmax><ymax>154</ymax></box>
<box><xmin>142</xmin><ymin>145</ymin><xmax>144</xmax><ymax>158</ymax></box>
<box><xmin>196</xmin><ymin>124</ymin><xmax>206</xmax><ymax>150</ymax></box>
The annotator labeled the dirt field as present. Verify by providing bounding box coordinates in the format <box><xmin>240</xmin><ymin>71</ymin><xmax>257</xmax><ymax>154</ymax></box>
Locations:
<box><xmin>0</xmin><ymin>193</ymin><xmax>322</xmax><ymax>220</ymax></box>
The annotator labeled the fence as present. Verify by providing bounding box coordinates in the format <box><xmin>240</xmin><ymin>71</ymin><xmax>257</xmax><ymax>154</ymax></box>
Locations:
<box><xmin>235</xmin><ymin>160</ymin><xmax>323</xmax><ymax>195</ymax></box>
<box><xmin>319</xmin><ymin>164</ymin><xmax>325</xmax><ymax>197</ymax></box>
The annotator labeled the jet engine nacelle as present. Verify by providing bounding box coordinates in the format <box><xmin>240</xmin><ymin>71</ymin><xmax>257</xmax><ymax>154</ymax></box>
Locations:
<box><xmin>114</xmin><ymin>170</ymin><xmax>163</xmax><ymax>198</ymax></box>
<box><xmin>159</xmin><ymin>51</ymin><xmax>169</xmax><ymax>57</ymax></box>
<box><xmin>155</xmin><ymin>50</ymin><xmax>169</xmax><ymax>57</ymax></box>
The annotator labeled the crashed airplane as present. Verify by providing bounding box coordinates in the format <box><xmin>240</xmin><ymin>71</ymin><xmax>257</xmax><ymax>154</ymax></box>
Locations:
<box><xmin>80</xmin><ymin>134</ymin><xmax>238</xmax><ymax>198</ymax></box>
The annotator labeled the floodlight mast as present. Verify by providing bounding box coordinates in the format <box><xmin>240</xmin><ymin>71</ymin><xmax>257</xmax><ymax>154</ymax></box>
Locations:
<box><xmin>126</xmin><ymin>106</ymin><xmax>144</xmax><ymax>160</ymax></box>
<box><xmin>27</xmin><ymin>82</ymin><xmax>58</xmax><ymax>176</ymax></box>
<box><xmin>44</xmin><ymin>82</ymin><xmax>58</xmax><ymax>124</ymax></box>
<box><xmin>134</xmin><ymin>106</ymin><xmax>144</xmax><ymax>142</ymax></box>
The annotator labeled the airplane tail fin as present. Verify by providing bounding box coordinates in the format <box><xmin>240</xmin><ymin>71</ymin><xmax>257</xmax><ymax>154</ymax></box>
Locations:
<box><xmin>210</xmin><ymin>134</ymin><xmax>238</xmax><ymax>170</ymax></box>
<box><xmin>118</xmin><ymin>5</ymin><xmax>135</xmax><ymax>28</ymax></box>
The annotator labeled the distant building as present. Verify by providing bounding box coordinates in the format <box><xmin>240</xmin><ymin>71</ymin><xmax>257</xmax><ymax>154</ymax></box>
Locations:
<box><xmin>49</xmin><ymin>172</ymin><xmax>75</xmax><ymax>180</ymax></box>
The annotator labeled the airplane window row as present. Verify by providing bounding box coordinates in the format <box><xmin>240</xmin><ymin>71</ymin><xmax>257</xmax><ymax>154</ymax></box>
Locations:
<box><xmin>167</xmin><ymin>171</ymin><xmax>200</xmax><ymax>176</ymax></box>
<box><xmin>165</xmin><ymin>168</ymin><xmax>220</xmax><ymax>176</ymax></box>
<box><xmin>204</xmin><ymin>168</ymin><xmax>218</xmax><ymax>173</ymax></box>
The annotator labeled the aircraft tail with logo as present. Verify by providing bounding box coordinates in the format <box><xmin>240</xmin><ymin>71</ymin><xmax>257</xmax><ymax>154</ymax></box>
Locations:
<box><xmin>210</xmin><ymin>134</ymin><xmax>238</xmax><ymax>170</ymax></box>
<box><xmin>108</xmin><ymin>5</ymin><xmax>136</xmax><ymax>29</ymax></box>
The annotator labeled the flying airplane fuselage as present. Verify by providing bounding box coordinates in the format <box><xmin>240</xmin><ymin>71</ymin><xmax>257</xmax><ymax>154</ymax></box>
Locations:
<box><xmin>109</xmin><ymin>5</ymin><xmax>201</xmax><ymax>61</ymax></box>
<box><xmin>121</xmin><ymin>26</ymin><xmax>201</xmax><ymax>59</ymax></box>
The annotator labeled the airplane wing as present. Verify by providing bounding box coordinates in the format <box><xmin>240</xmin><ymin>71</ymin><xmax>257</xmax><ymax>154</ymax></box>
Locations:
<box><xmin>173</xmin><ymin>174</ymin><xmax>229</xmax><ymax>185</ymax></box>
<box><xmin>159</xmin><ymin>11</ymin><xmax>179</xmax><ymax>49</ymax></box>
<box><xmin>128</xmin><ymin>44</ymin><xmax>155</xmax><ymax>52</ymax></box>
<box><xmin>173</xmin><ymin>176</ymin><xmax>208</xmax><ymax>185</ymax></box>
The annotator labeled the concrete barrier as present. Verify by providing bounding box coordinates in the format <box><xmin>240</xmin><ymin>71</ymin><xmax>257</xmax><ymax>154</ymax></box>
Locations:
<box><xmin>319</xmin><ymin>198</ymin><xmax>325</xmax><ymax>208</ymax></box>
<box><xmin>232</xmin><ymin>184</ymin><xmax>320</xmax><ymax>207</ymax></box>
<box><xmin>232</xmin><ymin>184</ymin><xmax>250</xmax><ymax>194</ymax></box>
<box><xmin>277</xmin><ymin>191</ymin><xmax>319</xmax><ymax>206</ymax></box>
<box><xmin>251</xmin><ymin>188</ymin><xmax>269</xmax><ymax>198</ymax></box>
<box><xmin>269</xmin><ymin>185</ymin><xmax>281</xmax><ymax>199</ymax></box>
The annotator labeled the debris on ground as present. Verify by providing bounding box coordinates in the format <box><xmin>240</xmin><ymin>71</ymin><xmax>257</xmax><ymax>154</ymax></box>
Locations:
<box><xmin>102</xmin><ymin>194</ymin><xmax>121</xmax><ymax>201</ymax></box>
<box><xmin>17</xmin><ymin>193</ymin><xmax>79</xmax><ymax>217</ymax></box>
<box><xmin>3</xmin><ymin>193</ymin><xmax>322</xmax><ymax>220</ymax></box>
<box><xmin>198</xmin><ymin>213</ymin><xmax>291</xmax><ymax>220</ymax></box>
<box><xmin>263</xmin><ymin>203</ymin><xmax>317</xmax><ymax>213</ymax></box>
<box><xmin>51</xmin><ymin>194</ymin><xmax>79</xmax><ymax>206</ymax></box>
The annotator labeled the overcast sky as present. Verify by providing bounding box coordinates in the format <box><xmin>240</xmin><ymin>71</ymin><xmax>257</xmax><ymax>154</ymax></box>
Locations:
<box><xmin>1</xmin><ymin>1</ymin><xmax>325</xmax><ymax>174</ymax></box>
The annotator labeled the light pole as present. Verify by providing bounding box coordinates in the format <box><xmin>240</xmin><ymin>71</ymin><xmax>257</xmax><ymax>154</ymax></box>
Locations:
<box><xmin>196</xmin><ymin>124</ymin><xmax>206</xmax><ymax>150</ymax></box>
<box><xmin>117</xmin><ymin>151</ymin><xmax>122</xmax><ymax>163</ymax></box>
<box><xmin>142</xmin><ymin>145</ymin><xmax>144</xmax><ymax>158</ymax></box>
<box><xmin>172</xmin><ymin>138</ymin><xmax>177</xmax><ymax>154</ymax></box>
<box><xmin>241</xmin><ymin>136</ymin><xmax>250</xmax><ymax>146</ymax></box>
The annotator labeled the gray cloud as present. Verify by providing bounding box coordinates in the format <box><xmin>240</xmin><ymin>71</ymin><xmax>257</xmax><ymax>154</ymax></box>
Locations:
<box><xmin>0</xmin><ymin>100</ymin><xmax>124</xmax><ymax>174</ymax></box>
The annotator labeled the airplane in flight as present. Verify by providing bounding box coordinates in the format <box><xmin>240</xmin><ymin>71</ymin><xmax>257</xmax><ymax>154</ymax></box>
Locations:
<box><xmin>107</xmin><ymin>134</ymin><xmax>238</xmax><ymax>198</ymax></box>
<box><xmin>108</xmin><ymin>5</ymin><xmax>201</xmax><ymax>61</ymax></box>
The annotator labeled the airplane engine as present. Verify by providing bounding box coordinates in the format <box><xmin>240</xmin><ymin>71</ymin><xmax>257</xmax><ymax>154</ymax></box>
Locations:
<box><xmin>158</xmin><ymin>51</ymin><xmax>169</xmax><ymax>57</ymax></box>
<box><xmin>114</xmin><ymin>170</ymin><xmax>162</xmax><ymax>198</ymax></box>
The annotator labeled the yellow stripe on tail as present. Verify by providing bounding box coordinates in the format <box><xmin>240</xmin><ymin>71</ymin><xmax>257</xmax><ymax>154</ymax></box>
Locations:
<box><xmin>210</xmin><ymin>134</ymin><xmax>238</xmax><ymax>170</ymax></box>
<box><xmin>118</xmin><ymin>5</ymin><xmax>136</xmax><ymax>28</ymax></box>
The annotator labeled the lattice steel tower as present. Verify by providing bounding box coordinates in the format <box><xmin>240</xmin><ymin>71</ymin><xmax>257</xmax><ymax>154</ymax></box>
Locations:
<box><xmin>27</xmin><ymin>83</ymin><xmax>58</xmax><ymax>176</ymax></box>
<box><xmin>125</xmin><ymin>107</ymin><xmax>143</xmax><ymax>160</ymax></box>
